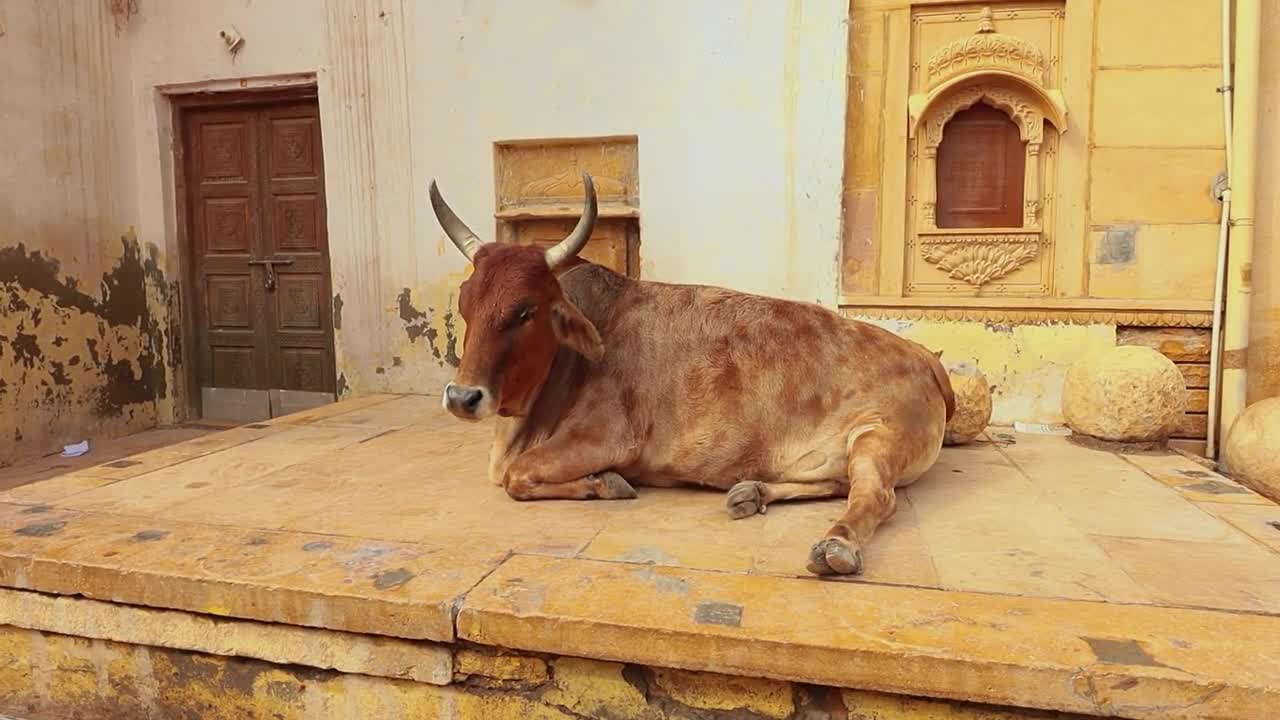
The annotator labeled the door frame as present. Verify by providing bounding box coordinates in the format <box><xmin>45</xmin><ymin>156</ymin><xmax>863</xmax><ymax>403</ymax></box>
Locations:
<box><xmin>170</xmin><ymin>82</ymin><xmax>332</xmax><ymax>421</ymax></box>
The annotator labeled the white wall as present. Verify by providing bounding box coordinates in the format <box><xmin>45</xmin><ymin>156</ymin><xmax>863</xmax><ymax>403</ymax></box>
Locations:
<box><xmin>406</xmin><ymin>0</ymin><xmax>848</xmax><ymax>298</ymax></box>
<box><xmin>123</xmin><ymin>0</ymin><xmax>850</xmax><ymax>405</ymax></box>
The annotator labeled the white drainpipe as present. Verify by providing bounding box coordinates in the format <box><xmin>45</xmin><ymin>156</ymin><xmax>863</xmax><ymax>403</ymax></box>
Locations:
<box><xmin>1206</xmin><ymin>0</ymin><xmax>1235</xmax><ymax>458</ymax></box>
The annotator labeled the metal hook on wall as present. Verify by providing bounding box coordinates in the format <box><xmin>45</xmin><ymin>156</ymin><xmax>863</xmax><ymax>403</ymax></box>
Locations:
<box><xmin>219</xmin><ymin>26</ymin><xmax>245</xmax><ymax>61</ymax></box>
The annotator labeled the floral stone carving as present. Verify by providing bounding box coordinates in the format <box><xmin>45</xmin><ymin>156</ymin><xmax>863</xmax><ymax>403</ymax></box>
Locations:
<box><xmin>919</xmin><ymin>234</ymin><xmax>1040</xmax><ymax>287</ymax></box>
<box><xmin>924</xmin><ymin>84</ymin><xmax>1044</xmax><ymax>147</ymax></box>
<box><xmin>926</xmin><ymin>7</ymin><xmax>1047</xmax><ymax>88</ymax></box>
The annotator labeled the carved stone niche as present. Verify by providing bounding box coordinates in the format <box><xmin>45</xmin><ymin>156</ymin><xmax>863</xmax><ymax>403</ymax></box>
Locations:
<box><xmin>905</xmin><ymin>6</ymin><xmax>1068</xmax><ymax>296</ymax></box>
<box><xmin>493</xmin><ymin>136</ymin><xmax>640</xmax><ymax>277</ymax></box>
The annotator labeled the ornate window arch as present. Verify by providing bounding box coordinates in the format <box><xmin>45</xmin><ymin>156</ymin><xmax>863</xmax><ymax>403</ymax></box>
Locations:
<box><xmin>919</xmin><ymin>82</ymin><xmax>1057</xmax><ymax>230</ymax></box>
<box><xmin>904</xmin><ymin>6</ymin><xmax>1069</xmax><ymax>293</ymax></box>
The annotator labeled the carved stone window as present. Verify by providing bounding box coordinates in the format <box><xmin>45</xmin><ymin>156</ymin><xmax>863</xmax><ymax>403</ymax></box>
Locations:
<box><xmin>919</xmin><ymin>83</ymin><xmax>1053</xmax><ymax>234</ymax></box>
<box><xmin>905</xmin><ymin>6</ymin><xmax>1068</xmax><ymax>295</ymax></box>
<box><xmin>493</xmin><ymin>136</ymin><xmax>641</xmax><ymax>277</ymax></box>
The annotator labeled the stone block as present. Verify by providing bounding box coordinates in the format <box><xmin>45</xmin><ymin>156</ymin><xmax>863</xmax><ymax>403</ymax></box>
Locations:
<box><xmin>1090</xmin><ymin>148</ymin><xmax>1222</xmax><ymax>224</ymax></box>
<box><xmin>542</xmin><ymin>657</ymin><xmax>650</xmax><ymax>720</ymax></box>
<box><xmin>844</xmin><ymin>687</ymin><xmax>1081</xmax><ymax>719</ymax></box>
<box><xmin>651</xmin><ymin>667</ymin><xmax>794</xmax><ymax>719</ymax></box>
<box><xmin>1093</xmin><ymin>69</ymin><xmax>1223</xmax><ymax>147</ymax></box>
<box><xmin>1223</xmin><ymin>397</ymin><xmax>1280</xmax><ymax>502</ymax></box>
<box><xmin>1117</xmin><ymin>326</ymin><xmax>1211</xmax><ymax>362</ymax></box>
<box><xmin>1088</xmin><ymin>224</ymin><xmax>1219</xmax><ymax>301</ymax></box>
<box><xmin>453</xmin><ymin>649</ymin><xmax>547</xmax><ymax>686</ymax></box>
<box><xmin>1097</xmin><ymin>0</ymin><xmax>1222</xmax><ymax>67</ymax></box>
<box><xmin>943</xmin><ymin>361</ymin><xmax>993</xmax><ymax>446</ymax></box>
<box><xmin>1062</xmin><ymin>346</ymin><xmax>1187</xmax><ymax>443</ymax></box>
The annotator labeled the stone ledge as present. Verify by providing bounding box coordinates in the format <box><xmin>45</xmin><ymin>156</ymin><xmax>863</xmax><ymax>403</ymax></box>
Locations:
<box><xmin>0</xmin><ymin>501</ymin><xmax>506</xmax><ymax>643</ymax></box>
<box><xmin>0</xmin><ymin>623</ymin><xmax>1113</xmax><ymax>719</ymax></box>
<box><xmin>456</xmin><ymin>554</ymin><xmax>1280</xmax><ymax>720</ymax></box>
<box><xmin>0</xmin><ymin>587</ymin><xmax>452</xmax><ymax>685</ymax></box>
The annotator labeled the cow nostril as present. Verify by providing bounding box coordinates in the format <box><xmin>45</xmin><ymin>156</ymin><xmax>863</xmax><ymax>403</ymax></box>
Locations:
<box><xmin>460</xmin><ymin>389</ymin><xmax>482</xmax><ymax>412</ymax></box>
<box><xmin>446</xmin><ymin>384</ymin><xmax>485</xmax><ymax>414</ymax></box>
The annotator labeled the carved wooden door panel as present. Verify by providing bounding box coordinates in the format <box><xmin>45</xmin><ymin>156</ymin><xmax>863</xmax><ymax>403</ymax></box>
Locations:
<box><xmin>187</xmin><ymin>108</ymin><xmax>269</xmax><ymax>394</ymax></box>
<box><xmin>513</xmin><ymin>218</ymin><xmax>634</xmax><ymax>276</ymax></box>
<box><xmin>185</xmin><ymin>98</ymin><xmax>334</xmax><ymax>421</ymax></box>
<box><xmin>260</xmin><ymin>102</ymin><xmax>335</xmax><ymax>396</ymax></box>
<box><xmin>935</xmin><ymin>103</ymin><xmax>1026</xmax><ymax>229</ymax></box>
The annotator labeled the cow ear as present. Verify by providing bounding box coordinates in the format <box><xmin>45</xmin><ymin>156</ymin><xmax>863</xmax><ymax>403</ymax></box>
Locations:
<box><xmin>551</xmin><ymin>299</ymin><xmax>604</xmax><ymax>362</ymax></box>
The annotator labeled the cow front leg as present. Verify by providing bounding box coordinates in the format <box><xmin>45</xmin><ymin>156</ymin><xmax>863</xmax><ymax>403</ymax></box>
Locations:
<box><xmin>502</xmin><ymin>436</ymin><xmax>639</xmax><ymax>502</ymax></box>
<box><xmin>807</xmin><ymin>433</ymin><xmax>900</xmax><ymax>576</ymax></box>
<box><xmin>506</xmin><ymin>470</ymin><xmax>637</xmax><ymax>501</ymax></box>
<box><xmin>725</xmin><ymin>480</ymin><xmax>844</xmax><ymax>519</ymax></box>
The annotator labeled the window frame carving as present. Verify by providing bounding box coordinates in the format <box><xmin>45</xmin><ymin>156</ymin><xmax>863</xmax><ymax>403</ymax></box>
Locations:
<box><xmin>903</xmin><ymin>6</ymin><xmax>1069</xmax><ymax>295</ymax></box>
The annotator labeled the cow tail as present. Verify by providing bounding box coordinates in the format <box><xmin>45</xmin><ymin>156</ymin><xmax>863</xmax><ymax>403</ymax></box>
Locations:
<box><xmin>925</xmin><ymin>348</ymin><xmax>957</xmax><ymax>422</ymax></box>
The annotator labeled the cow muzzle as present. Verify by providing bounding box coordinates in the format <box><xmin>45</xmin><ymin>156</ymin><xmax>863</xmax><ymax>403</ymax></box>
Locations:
<box><xmin>442</xmin><ymin>382</ymin><xmax>492</xmax><ymax>420</ymax></box>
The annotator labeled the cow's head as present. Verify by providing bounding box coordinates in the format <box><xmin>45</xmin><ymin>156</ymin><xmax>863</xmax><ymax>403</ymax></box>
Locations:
<box><xmin>428</xmin><ymin>173</ymin><xmax>604</xmax><ymax>421</ymax></box>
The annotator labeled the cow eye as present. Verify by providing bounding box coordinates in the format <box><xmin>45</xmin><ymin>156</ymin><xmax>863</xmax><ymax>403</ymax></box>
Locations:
<box><xmin>515</xmin><ymin>307</ymin><xmax>534</xmax><ymax>324</ymax></box>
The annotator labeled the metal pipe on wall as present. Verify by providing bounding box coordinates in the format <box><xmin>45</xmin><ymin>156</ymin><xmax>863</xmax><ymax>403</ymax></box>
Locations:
<box><xmin>1218</xmin><ymin>0</ymin><xmax>1262</xmax><ymax>451</ymax></box>
<box><xmin>1206</xmin><ymin>0</ymin><xmax>1235</xmax><ymax>458</ymax></box>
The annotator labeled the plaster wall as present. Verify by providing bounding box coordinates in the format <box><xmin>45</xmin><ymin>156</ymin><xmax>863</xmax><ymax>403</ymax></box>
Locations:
<box><xmin>0</xmin><ymin>2</ymin><xmax>165</xmax><ymax>465</ymax></box>
<box><xmin>125</xmin><ymin>0</ymin><xmax>849</xmax><ymax>404</ymax></box>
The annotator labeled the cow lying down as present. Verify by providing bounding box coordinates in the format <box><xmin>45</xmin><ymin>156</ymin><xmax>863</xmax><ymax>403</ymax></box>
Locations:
<box><xmin>429</xmin><ymin>173</ymin><xmax>955</xmax><ymax>576</ymax></box>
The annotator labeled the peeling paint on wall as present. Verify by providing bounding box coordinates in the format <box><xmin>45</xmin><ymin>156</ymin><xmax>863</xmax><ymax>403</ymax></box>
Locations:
<box><xmin>853</xmin><ymin>315</ymin><xmax>1117</xmax><ymax>425</ymax></box>
<box><xmin>1096</xmin><ymin>224</ymin><xmax>1138</xmax><ymax>265</ymax></box>
<box><xmin>395</xmin><ymin>288</ymin><xmax>434</xmax><ymax>348</ymax></box>
<box><xmin>0</xmin><ymin>233</ymin><xmax>168</xmax><ymax>465</ymax></box>
<box><xmin>394</xmin><ymin>287</ymin><xmax>462</xmax><ymax>371</ymax></box>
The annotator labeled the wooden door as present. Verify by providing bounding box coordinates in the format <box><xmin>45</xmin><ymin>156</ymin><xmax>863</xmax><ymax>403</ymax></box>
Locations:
<box><xmin>184</xmin><ymin>98</ymin><xmax>335</xmax><ymax>422</ymax></box>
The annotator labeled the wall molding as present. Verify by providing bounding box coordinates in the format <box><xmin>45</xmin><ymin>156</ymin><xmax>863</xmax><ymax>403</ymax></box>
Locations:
<box><xmin>839</xmin><ymin>301</ymin><xmax>1213</xmax><ymax>328</ymax></box>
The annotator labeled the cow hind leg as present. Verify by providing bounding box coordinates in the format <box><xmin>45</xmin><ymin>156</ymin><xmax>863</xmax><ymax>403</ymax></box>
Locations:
<box><xmin>725</xmin><ymin>480</ymin><xmax>844</xmax><ymax>519</ymax></box>
<box><xmin>807</xmin><ymin>431</ymin><xmax>905</xmax><ymax>576</ymax></box>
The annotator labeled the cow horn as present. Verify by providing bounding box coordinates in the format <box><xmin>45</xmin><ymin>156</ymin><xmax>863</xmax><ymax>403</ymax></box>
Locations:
<box><xmin>544</xmin><ymin>173</ymin><xmax>598</xmax><ymax>269</ymax></box>
<box><xmin>428</xmin><ymin>179</ymin><xmax>484</xmax><ymax>261</ymax></box>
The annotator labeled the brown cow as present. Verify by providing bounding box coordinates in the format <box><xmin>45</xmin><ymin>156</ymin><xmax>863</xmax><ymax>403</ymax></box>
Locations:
<box><xmin>429</xmin><ymin>173</ymin><xmax>955</xmax><ymax>576</ymax></box>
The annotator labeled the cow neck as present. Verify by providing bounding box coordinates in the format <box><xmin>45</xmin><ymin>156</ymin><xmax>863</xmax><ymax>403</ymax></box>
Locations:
<box><xmin>553</xmin><ymin>260</ymin><xmax>627</xmax><ymax>336</ymax></box>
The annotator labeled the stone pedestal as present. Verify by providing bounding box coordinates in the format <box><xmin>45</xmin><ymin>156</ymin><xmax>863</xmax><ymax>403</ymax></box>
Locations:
<box><xmin>1223</xmin><ymin>397</ymin><xmax>1280</xmax><ymax>502</ymax></box>
<box><xmin>943</xmin><ymin>361</ymin><xmax>993</xmax><ymax>446</ymax></box>
<box><xmin>1062</xmin><ymin>346</ymin><xmax>1186</xmax><ymax>444</ymax></box>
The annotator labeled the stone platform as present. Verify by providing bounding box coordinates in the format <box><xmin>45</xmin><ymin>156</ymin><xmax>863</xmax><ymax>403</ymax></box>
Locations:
<box><xmin>0</xmin><ymin>394</ymin><xmax>1277</xmax><ymax>719</ymax></box>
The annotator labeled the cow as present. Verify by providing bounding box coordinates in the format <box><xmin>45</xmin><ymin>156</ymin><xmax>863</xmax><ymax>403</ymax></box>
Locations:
<box><xmin>428</xmin><ymin>173</ymin><xmax>955</xmax><ymax>576</ymax></box>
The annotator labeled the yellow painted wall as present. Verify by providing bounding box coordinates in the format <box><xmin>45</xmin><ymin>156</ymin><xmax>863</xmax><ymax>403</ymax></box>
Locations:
<box><xmin>852</xmin><ymin>315</ymin><xmax>1117</xmax><ymax>425</ymax></box>
<box><xmin>0</xmin><ymin>3</ymin><xmax>167</xmax><ymax>465</ymax></box>
<box><xmin>840</xmin><ymin>0</ymin><xmax>1232</xmax><ymax>428</ymax></box>
<box><xmin>1086</xmin><ymin>0</ymin><xmax>1225</xmax><ymax>302</ymax></box>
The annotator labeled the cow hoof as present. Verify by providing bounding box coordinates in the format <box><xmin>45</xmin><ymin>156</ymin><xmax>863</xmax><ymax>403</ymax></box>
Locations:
<box><xmin>592</xmin><ymin>472</ymin><xmax>638</xmax><ymax>500</ymax></box>
<box><xmin>726</xmin><ymin>481</ymin><xmax>767</xmax><ymax>519</ymax></box>
<box><xmin>806</xmin><ymin>537</ymin><xmax>864</xmax><ymax>576</ymax></box>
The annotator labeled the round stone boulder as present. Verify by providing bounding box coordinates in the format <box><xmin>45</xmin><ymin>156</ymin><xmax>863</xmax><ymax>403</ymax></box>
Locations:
<box><xmin>1061</xmin><ymin>346</ymin><xmax>1186</xmax><ymax>444</ymax></box>
<box><xmin>1223</xmin><ymin>397</ymin><xmax>1280</xmax><ymax>502</ymax></box>
<box><xmin>943</xmin><ymin>361</ymin><xmax>993</xmax><ymax>446</ymax></box>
